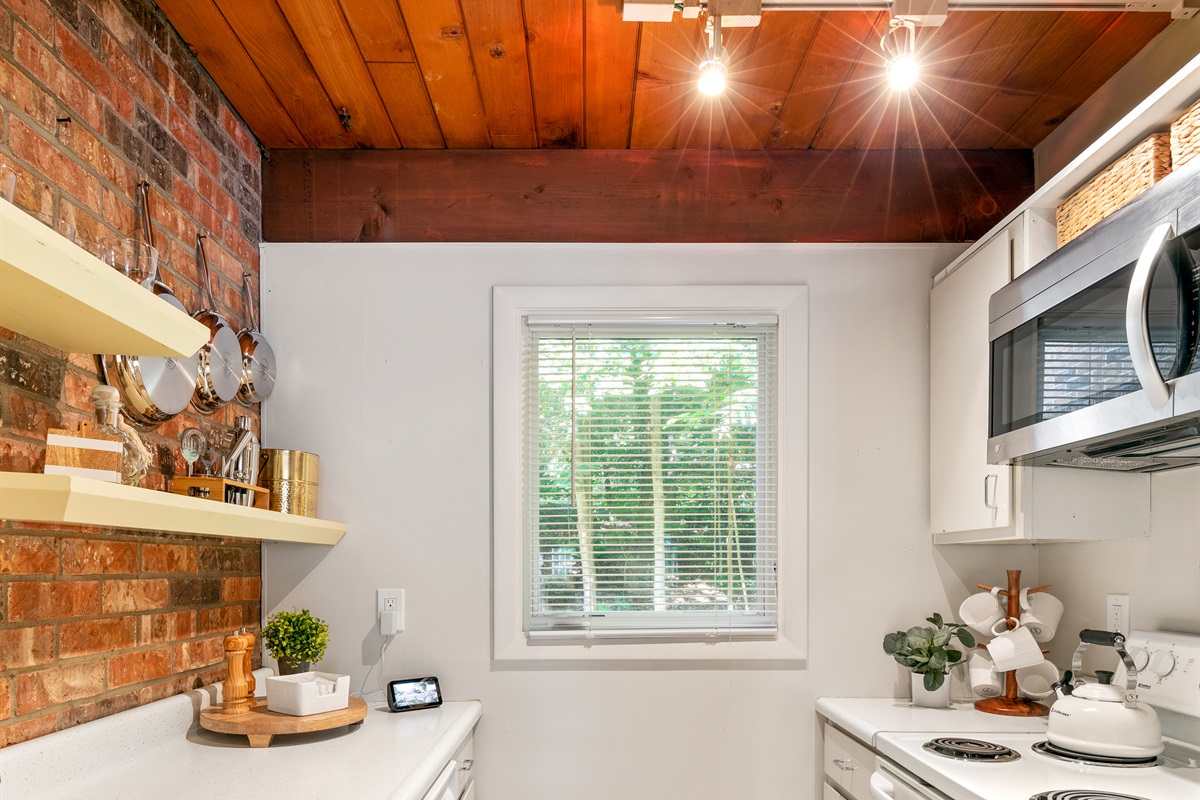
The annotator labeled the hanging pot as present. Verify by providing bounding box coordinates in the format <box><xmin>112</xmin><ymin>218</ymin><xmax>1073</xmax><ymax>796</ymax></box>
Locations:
<box><xmin>236</xmin><ymin>271</ymin><xmax>276</xmax><ymax>405</ymax></box>
<box><xmin>99</xmin><ymin>181</ymin><xmax>197</xmax><ymax>428</ymax></box>
<box><xmin>191</xmin><ymin>233</ymin><xmax>242</xmax><ymax>414</ymax></box>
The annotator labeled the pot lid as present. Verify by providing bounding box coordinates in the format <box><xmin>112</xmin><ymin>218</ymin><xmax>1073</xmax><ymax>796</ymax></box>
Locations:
<box><xmin>1073</xmin><ymin>681</ymin><xmax>1126</xmax><ymax>702</ymax></box>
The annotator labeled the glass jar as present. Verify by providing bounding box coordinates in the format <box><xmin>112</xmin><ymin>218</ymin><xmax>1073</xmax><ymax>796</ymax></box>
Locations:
<box><xmin>90</xmin><ymin>385</ymin><xmax>149</xmax><ymax>486</ymax></box>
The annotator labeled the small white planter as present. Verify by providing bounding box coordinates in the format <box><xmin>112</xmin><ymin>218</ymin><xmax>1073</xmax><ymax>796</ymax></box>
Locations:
<box><xmin>265</xmin><ymin>671</ymin><xmax>349</xmax><ymax>716</ymax></box>
<box><xmin>911</xmin><ymin>672</ymin><xmax>951</xmax><ymax>708</ymax></box>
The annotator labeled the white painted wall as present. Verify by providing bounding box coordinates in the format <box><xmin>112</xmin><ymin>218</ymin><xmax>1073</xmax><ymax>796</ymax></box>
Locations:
<box><xmin>1039</xmin><ymin>466</ymin><xmax>1200</xmax><ymax>670</ymax></box>
<box><xmin>260</xmin><ymin>241</ymin><xmax>1038</xmax><ymax>799</ymax></box>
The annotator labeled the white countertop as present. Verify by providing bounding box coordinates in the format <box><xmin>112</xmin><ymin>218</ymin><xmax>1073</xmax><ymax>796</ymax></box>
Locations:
<box><xmin>0</xmin><ymin>671</ymin><xmax>481</xmax><ymax>800</ymax></box>
<box><xmin>816</xmin><ymin>697</ymin><xmax>1048</xmax><ymax>746</ymax></box>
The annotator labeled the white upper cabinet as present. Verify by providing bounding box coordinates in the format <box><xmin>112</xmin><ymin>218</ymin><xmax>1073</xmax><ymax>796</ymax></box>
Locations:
<box><xmin>930</xmin><ymin>230</ymin><xmax>1013</xmax><ymax>535</ymax></box>
<box><xmin>929</xmin><ymin>223</ymin><xmax>1152</xmax><ymax>543</ymax></box>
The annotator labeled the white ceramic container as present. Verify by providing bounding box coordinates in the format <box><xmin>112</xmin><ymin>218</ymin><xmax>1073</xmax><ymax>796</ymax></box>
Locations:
<box><xmin>265</xmin><ymin>671</ymin><xmax>350</xmax><ymax>716</ymax></box>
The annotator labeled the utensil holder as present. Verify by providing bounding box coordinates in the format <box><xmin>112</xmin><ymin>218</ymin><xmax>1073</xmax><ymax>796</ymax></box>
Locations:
<box><xmin>171</xmin><ymin>476</ymin><xmax>268</xmax><ymax>509</ymax></box>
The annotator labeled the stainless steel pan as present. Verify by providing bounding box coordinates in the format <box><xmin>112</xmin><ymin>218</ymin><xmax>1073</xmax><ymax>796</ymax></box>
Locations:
<box><xmin>236</xmin><ymin>271</ymin><xmax>276</xmax><ymax>405</ymax></box>
<box><xmin>99</xmin><ymin>181</ymin><xmax>197</xmax><ymax>428</ymax></box>
<box><xmin>191</xmin><ymin>233</ymin><xmax>242</xmax><ymax>414</ymax></box>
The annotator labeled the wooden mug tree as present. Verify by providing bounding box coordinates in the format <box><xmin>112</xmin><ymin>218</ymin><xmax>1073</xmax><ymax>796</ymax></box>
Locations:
<box><xmin>975</xmin><ymin>569</ymin><xmax>1052</xmax><ymax>717</ymax></box>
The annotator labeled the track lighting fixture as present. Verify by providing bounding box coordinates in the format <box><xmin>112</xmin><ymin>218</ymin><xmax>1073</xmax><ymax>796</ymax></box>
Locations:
<box><xmin>697</xmin><ymin>15</ymin><xmax>728</xmax><ymax>96</ymax></box>
<box><xmin>882</xmin><ymin>18</ymin><xmax>919</xmax><ymax>91</ymax></box>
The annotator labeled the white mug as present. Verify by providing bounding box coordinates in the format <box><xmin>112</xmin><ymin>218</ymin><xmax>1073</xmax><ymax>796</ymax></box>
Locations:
<box><xmin>1019</xmin><ymin>589</ymin><xmax>1064</xmax><ymax>644</ymax></box>
<box><xmin>969</xmin><ymin>650</ymin><xmax>1002</xmax><ymax>698</ymax></box>
<box><xmin>959</xmin><ymin>588</ymin><xmax>1004</xmax><ymax>636</ymax></box>
<box><xmin>1016</xmin><ymin>661</ymin><xmax>1060</xmax><ymax>701</ymax></box>
<box><xmin>985</xmin><ymin>618</ymin><xmax>1045</xmax><ymax>672</ymax></box>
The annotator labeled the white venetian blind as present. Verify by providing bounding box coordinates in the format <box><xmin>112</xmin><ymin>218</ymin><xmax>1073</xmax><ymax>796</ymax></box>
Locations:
<box><xmin>523</xmin><ymin>316</ymin><xmax>779</xmax><ymax>639</ymax></box>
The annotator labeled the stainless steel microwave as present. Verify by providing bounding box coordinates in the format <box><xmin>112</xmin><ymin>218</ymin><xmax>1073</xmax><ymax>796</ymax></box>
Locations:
<box><xmin>987</xmin><ymin>159</ymin><xmax>1200</xmax><ymax>472</ymax></box>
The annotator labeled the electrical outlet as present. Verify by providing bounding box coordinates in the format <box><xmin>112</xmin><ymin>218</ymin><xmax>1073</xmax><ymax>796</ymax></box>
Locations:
<box><xmin>377</xmin><ymin>589</ymin><xmax>405</xmax><ymax>635</ymax></box>
<box><xmin>1107</xmin><ymin>593</ymin><xmax>1131</xmax><ymax>634</ymax></box>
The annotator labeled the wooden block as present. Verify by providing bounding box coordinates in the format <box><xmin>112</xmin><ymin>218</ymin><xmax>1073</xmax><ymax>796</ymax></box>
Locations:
<box><xmin>44</xmin><ymin>427</ymin><xmax>122</xmax><ymax>483</ymax></box>
<box><xmin>171</xmin><ymin>477</ymin><xmax>269</xmax><ymax>509</ymax></box>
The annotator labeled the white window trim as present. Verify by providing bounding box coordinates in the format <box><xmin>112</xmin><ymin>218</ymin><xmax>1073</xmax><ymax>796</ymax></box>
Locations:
<box><xmin>492</xmin><ymin>285</ymin><xmax>809</xmax><ymax>666</ymax></box>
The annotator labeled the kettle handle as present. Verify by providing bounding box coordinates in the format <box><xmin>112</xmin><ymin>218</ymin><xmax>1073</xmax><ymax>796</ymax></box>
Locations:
<box><xmin>1072</xmin><ymin>629</ymin><xmax>1139</xmax><ymax>708</ymax></box>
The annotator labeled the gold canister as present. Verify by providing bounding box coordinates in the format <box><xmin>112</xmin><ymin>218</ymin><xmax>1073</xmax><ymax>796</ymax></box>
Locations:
<box><xmin>259</xmin><ymin>450</ymin><xmax>319</xmax><ymax>517</ymax></box>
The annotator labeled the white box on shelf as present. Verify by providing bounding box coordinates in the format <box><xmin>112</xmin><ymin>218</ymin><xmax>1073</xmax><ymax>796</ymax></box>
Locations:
<box><xmin>265</xmin><ymin>672</ymin><xmax>349</xmax><ymax>716</ymax></box>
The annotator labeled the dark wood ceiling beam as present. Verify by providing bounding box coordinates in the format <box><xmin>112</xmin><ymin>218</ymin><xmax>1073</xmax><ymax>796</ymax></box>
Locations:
<box><xmin>263</xmin><ymin>148</ymin><xmax>1032</xmax><ymax>244</ymax></box>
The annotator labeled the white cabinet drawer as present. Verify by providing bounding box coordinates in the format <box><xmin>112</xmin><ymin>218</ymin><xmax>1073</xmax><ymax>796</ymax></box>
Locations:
<box><xmin>453</xmin><ymin>734</ymin><xmax>475</xmax><ymax>798</ymax></box>
<box><xmin>823</xmin><ymin>725</ymin><xmax>874</xmax><ymax>800</ymax></box>
<box><xmin>824</xmin><ymin>780</ymin><xmax>850</xmax><ymax>800</ymax></box>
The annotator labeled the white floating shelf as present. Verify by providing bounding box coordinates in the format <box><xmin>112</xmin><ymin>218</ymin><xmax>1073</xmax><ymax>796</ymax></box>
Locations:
<box><xmin>0</xmin><ymin>472</ymin><xmax>345</xmax><ymax>545</ymax></box>
<box><xmin>0</xmin><ymin>201</ymin><xmax>208</xmax><ymax>356</ymax></box>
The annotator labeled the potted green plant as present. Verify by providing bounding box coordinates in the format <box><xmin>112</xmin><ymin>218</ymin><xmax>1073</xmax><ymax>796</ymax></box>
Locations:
<box><xmin>262</xmin><ymin>608</ymin><xmax>330</xmax><ymax>675</ymax></box>
<box><xmin>882</xmin><ymin>612</ymin><xmax>976</xmax><ymax>707</ymax></box>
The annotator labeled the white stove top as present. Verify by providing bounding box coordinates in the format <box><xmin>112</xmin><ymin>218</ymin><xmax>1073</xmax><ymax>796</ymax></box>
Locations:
<box><xmin>876</xmin><ymin>731</ymin><xmax>1200</xmax><ymax>800</ymax></box>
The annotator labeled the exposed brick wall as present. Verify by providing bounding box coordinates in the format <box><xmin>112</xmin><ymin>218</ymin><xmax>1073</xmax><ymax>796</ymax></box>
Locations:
<box><xmin>0</xmin><ymin>0</ymin><xmax>263</xmax><ymax>746</ymax></box>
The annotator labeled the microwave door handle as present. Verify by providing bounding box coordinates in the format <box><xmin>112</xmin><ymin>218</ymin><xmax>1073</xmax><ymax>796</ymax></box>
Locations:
<box><xmin>1125</xmin><ymin>222</ymin><xmax>1175</xmax><ymax>410</ymax></box>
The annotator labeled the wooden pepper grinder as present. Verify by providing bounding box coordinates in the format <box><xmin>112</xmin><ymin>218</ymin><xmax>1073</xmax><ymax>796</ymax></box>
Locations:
<box><xmin>241</xmin><ymin>627</ymin><xmax>256</xmax><ymax>708</ymax></box>
<box><xmin>221</xmin><ymin>631</ymin><xmax>252</xmax><ymax>716</ymax></box>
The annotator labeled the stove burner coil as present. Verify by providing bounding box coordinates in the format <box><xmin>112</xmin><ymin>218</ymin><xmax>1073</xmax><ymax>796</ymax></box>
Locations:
<box><xmin>922</xmin><ymin>737</ymin><xmax>1021</xmax><ymax>762</ymax></box>
<box><xmin>1029</xmin><ymin>791</ymin><xmax>1152</xmax><ymax>800</ymax></box>
<box><xmin>1031</xmin><ymin>741</ymin><xmax>1164</xmax><ymax>768</ymax></box>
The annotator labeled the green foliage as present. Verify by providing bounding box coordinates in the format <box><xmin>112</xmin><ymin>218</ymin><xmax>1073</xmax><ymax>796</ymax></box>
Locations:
<box><xmin>882</xmin><ymin>612</ymin><xmax>977</xmax><ymax>691</ymax></box>
<box><xmin>262</xmin><ymin>608</ymin><xmax>329</xmax><ymax>667</ymax></box>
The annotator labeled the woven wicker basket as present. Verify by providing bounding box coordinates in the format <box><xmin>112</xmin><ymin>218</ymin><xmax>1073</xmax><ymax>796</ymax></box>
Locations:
<box><xmin>1170</xmin><ymin>97</ymin><xmax>1200</xmax><ymax>171</ymax></box>
<box><xmin>1056</xmin><ymin>133</ymin><xmax>1172</xmax><ymax>247</ymax></box>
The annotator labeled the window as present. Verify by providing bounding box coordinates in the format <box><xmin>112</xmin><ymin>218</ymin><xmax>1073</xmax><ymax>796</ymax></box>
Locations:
<box><xmin>493</xmin><ymin>286</ymin><xmax>808</xmax><ymax>664</ymax></box>
<box><xmin>526</xmin><ymin>320</ymin><xmax>777</xmax><ymax>638</ymax></box>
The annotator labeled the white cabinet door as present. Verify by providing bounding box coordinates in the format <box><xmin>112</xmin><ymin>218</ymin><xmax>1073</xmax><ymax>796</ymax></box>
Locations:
<box><xmin>930</xmin><ymin>231</ymin><xmax>1012</xmax><ymax>534</ymax></box>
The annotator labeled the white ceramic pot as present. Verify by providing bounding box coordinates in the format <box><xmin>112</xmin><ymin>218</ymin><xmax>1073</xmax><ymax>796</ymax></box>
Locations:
<box><xmin>911</xmin><ymin>672</ymin><xmax>951</xmax><ymax>708</ymax></box>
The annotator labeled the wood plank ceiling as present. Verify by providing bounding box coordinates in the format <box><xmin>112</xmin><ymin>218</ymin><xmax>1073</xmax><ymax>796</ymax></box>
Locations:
<box><xmin>154</xmin><ymin>1</ymin><xmax>1171</xmax><ymax>242</ymax></box>
<box><xmin>156</xmin><ymin>3</ymin><xmax>1168</xmax><ymax>152</ymax></box>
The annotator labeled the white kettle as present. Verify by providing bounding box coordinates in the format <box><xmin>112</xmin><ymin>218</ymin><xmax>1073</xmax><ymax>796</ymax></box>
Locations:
<box><xmin>1048</xmin><ymin>629</ymin><xmax>1163</xmax><ymax>760</ymax></box>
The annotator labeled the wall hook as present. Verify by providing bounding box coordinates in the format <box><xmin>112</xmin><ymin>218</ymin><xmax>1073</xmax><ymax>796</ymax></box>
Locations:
<box><xmin>338</xmin><ymin>107</ymin><xmax>352</xmax><ymax>130</ymax></box>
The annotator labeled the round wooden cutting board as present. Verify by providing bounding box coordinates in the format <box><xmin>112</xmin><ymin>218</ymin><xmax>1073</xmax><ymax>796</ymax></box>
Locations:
<box><xmin>199</xmin><ymin>696</ymin><xmax>367</xmax><ymax>747</ymax></box>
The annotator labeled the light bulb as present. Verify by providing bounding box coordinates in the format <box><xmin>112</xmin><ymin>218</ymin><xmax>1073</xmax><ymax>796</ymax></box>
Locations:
<box><xmin>697</xmin><ymin>59</ymin><xmax>727</xmax><ymax>96</ymax></box>
<box><xmin>887</xmin><ymin>53</ymin><xmax>919</xmax><ymax>91</ymax></box>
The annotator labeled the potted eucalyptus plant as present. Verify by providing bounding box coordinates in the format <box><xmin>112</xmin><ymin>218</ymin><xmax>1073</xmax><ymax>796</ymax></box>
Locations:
<box><xmin>262</xmin><ymin>608</ymin><xmax>330</xmax><ymax>675</ymax></box>
<box><xmin>882</xmin><ymin>612</ymin><xmax>976</xmax><ymax>707</ymax></box>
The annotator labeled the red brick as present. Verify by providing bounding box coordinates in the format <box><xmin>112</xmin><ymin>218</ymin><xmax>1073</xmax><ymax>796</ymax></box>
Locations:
<box><xmin>0</xmin><ymin>55</ymin><xmax>57</xmax><ymax>129</ymax></box>
<box><xmin>4</xmin><ymin>392</ymin><xmax>63</xmax><ymax>438</ymax></box>
<box><xmin>13</xmin><ymin>26</ymin><xmax>102</xmax><ymax>130</ymax></box>
<box><xmin>108</xmin><ymin>647</ymin><xmax>171</xmax><ymax>688</ymax></box>
<box><xmin>8</xmin><ymin>0</ymin><xmax>54</xmax><ymax>41</ymax></box>
<box><xmin>102</xmin><ymin>32</ymin><xmax>165</xmax><ymax>120</ymax></box>
<box><xmin>57</xmin><ymin>689</ymin><xmax>139</xmax><ymax>730</ymax></box>
<box><xmin>169</xmin><ymin>106</ymin><xmax>218</xmax><ymax>176</ymax></box>
<box><xmin>0</xmin><ymin>534</ymin><xmax>58</xmax><ymax>574</ymax></box>
<box><xmin>174</xmin><ymin>635</ymin><xmax>224</xmax><ymax>671</ymax></box>
<box><xmin>218</xmin><ymin>104</ymin><xmax>260</xmax><ymax>165</ymax></box>
<box><xmin>0</xmin><ymin>711</ymin><xmax>57</xmax><ymax>747</ymax></box>
<box><xmin>142</xmin><ymin>543</ymin><xmax>197</xmax><ymax>574</ymax></box>
<box><xmin>140</xmin><ymin>610</ymin><xmax>195</xmax><ymax>644</ymax></box>
<box><xmin>172</xmin><ymin>173</ymin><xmax>222</xmax><ymax>235</ymax></box>
<box><xmin>60</xmin><ymin>616</ymin><xmax>137</xmax><ymax>658</ymax></box>
<box><xmin>0</xmin><ymin>677</ymin><xmax>10</xmax><ymax>721</ymax></box>
<box><xmin>0</xmin><ymin>440</ymin><xmax>45</xmax><ymax>473</ymax></box>
<box><xmin>102</xmin><ymin>579</ymin><xmax>169</xmax><ymax>613</ymax></box>
<box><xmin>99</xmin><ymin>185</ymin><xmax>136</xmax><ymax>235</ymax></box>
<box><xmin>9</xmin><ymin>117</ymin><xmax>102</xmax><ymax>211</ymax></box>
<box><xmin>0</xmin><ymin>626</ymin><xmax>55</xmax><ymax>669</ymax></box>
<box><xmin>8</xmin><ymin>581</ymin><xmax>100</xmax><ymax>621</ymax></box>
<box><xmin>63</xmin><ymin>366</ymin><xmax>99</xmax><ymax>411</ymax></box>
<box><xmin>197</xmin><ymin>605</ymin><xmax>243</xmax><ymax>636</ymax></box>
<box><xmin>55</xmin><ymin>21</ymin><xmax>134</xmax><ymax>122</ymax></box>
<box><xmin>62</xmin><ymin>538</ymin><xmax>138</xmax><ymax>576</ymax></box>
<box><xmin>16</xmin><ymin>661</ymin><xmax>105</xmax><ymax>714</ymax></box>
<box><xmin>137</xmin><ymin>673</ymin><xmax>192</xmax><ymax>705</ymax></box>
<box><xmin>221</xmin><ymin>577</ymin><xmax>259</xmax><ymax>603</ymax></box>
